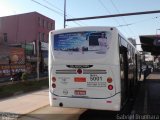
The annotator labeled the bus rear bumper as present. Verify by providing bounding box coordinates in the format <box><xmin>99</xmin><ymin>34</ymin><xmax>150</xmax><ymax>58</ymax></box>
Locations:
<box><xmin>50</xmin><ymin>92</ymin><xmax>121</xmax><ymax>111</ymax></box>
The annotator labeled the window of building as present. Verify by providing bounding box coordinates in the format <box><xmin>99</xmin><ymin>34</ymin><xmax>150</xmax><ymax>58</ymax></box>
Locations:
<box><xmin>42</xmin><ymin>33</ymin><xmax>45</xmax><ymax>41</ymax></box>
<box><xmin>51</xmin><ymin>23</ymin><xmax>54</xmax><ymax>30</ymax></box>
<box><xmin>3</xmin><ymin>33</ymin><xmax>7</xmax><ymax>42</ymax></box>
<box><xmin>48</xmin><ymin>23</ymin><xmax>51</xmax><ymax>30</ymax></box>
<box><xmin>39</xmin><ymin>32</ymin><xmax>41</xmax><ymax>41</ymax></box>
<box><xmin>52</xmin><ymin>23</ymin><xmax>54</xmax><ymax>29</ymax></box>
<box><xmin>43</xmin><ymin>19</ymin><xmax>45</xmax><ymax>28</ymax></box>
<box><xmin>38</xmin><ymin>17</ymin><xmax>41</xmax><ymax>27</ymax></box>
<box><xmin>47</xmin><ymin>21</ymin><xmax>49</xmax><ymax>30</ymax></box>
<box><xmin>44</xmin><ymin>21</ymin><xmax>47</xmax><ymax>28</ymax></box>
<box><xmin>47</xmin><ymin>34</ymin><xmax>49</xmax><ymax>41</ymax></box>
<box><xmin>43</xmin><ymin>19</ymin><xmax>47</xmax><ymax>28</ymax></box>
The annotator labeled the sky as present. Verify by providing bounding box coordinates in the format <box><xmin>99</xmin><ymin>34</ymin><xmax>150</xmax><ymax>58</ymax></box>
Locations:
<box><xmin>0</xmin><ymin>0</ymin><xmax>160</xmax><ymax>50</ymax></box>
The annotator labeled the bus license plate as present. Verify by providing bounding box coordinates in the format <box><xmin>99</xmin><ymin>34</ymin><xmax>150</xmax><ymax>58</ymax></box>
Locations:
<box><xmin>74</xmin><ymin>90</ymin><xmax>86</xmax><ymax>95</ymax></box>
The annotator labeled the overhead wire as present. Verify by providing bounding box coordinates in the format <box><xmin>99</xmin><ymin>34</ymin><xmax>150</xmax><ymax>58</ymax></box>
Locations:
<box><xmin>31</xmin><ymin>0</ymin><xmax>83</xmax><ymax>27</ymax></box>
<box><xmin>31</xmin><ymin>0</ymin><xmax>64</xmax><ymax>16</ymax></box>
<box><xmin>110</xmin><ymin>0</ymin><xmax>137</xmax><ymax>38</ymax></box>
<box><xmin>42</xmin><ymin>0</ymin><xmax>84</xmax><ymax>26</ymax></box>
<box><xmin>31</xmin><ymin>0</ymin><xmax>160</xmax><ymax>35</ymax></box>
<box><xmin>117</xmin><ymin>15</ymin><xmax>160</xmax><ymax>27</ymax></box>
<box><xmin>98</xmin><ymin>0</ymin><xmax>121</xmax><ymax>26</ymax></box>
<box><xmin>98</xmin><ymin>0</ymin><xmax>130</xmax><ymax>37</ymax></box>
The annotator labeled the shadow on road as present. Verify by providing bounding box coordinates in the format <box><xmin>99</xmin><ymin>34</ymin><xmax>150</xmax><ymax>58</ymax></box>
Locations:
<box><xmin>79</xmin><ymin>99</ymin><xmax>134</xmax><ymax>120</ymax></box>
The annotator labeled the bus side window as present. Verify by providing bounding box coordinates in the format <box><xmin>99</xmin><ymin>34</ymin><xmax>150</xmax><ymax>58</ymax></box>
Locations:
<box><xmin>120</xmin><ymin>45</ymin><xmax>129</xmax><ymax>104</ymax></box>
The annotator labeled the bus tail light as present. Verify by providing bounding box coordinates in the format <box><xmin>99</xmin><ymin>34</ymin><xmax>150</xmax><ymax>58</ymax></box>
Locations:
<box><xmin>108</xmin><ymin>85</ymin><xmax>113</xmax><ymax>90</ymax></box>
<box><xmin>52</xmin><ymin>83</ymin><xmax>56</xmax><ymax>88</ymax></box>
<box><xmin>52</xmin><ymin>77</ymin><xmax>56</xmax><ymax>82</ymax></box>
<box><xmin>107</xmin><ymin>77</ymin><xmax>112</xmax><ymax>83</ymax></box>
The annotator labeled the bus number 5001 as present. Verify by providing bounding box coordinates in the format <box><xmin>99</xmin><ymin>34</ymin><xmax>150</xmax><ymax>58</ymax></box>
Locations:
<box><xmin>90</xmin><ymin>76</ymin><xmax>102</xmax><ymax>81</ymax></box>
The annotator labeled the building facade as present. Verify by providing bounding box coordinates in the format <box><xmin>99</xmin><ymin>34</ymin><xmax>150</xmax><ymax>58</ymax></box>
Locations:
<box><xmin>0</xmin><ymin>12</ymin><xmax>55</xmax><ymax>78</ymax></box>
<box><xmin>0</xmin><ymin>12</ymin><xmax>55</xmax><ymax>45</ymax></box>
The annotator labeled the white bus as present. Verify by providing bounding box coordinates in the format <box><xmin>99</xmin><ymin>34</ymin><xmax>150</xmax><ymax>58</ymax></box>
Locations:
<box><xmin>48</xmin><ymin>26</ymin><xmax>141</xmax><ymax>111</ymax></box>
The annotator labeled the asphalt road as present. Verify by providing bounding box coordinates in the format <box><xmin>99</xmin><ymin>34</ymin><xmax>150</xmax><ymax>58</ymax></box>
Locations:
<box><xmin>79</xmin><ymin>98</ymin><xmax>134</xmax><ymax>120</ymax></box>
<box><xmin>147</xmin><ymin>79</ymin><xmax>160</xmax><ymax>114</ymax></box>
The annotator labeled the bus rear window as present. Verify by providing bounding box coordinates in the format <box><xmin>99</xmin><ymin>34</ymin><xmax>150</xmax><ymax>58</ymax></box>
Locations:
<box><xmin>53</xmin><ymin>31</ymin><xmax>111</xmax><ymax>60</ymax></box>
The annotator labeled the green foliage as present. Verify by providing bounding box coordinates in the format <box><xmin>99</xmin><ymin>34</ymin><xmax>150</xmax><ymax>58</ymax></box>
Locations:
<box><xmin>21</xmin><ymin>72</ymin><xmax>28</xmax><ymax>81</ymax></box>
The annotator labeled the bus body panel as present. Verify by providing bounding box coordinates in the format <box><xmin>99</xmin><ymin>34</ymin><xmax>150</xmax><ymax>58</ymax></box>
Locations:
<box><xmin>49</xmin><ymin>64</ymin><xmax>121</xmax><ymax>110</ymax></box>
<box><xmin>48</xmin><ymin>26</ymin><xmax>139</xmax><ymax>111</ymax></box>
<box><xmin>50</xmin><ymin>92</ymin><xmax>121</xmax><ymax>111</ymax></box>
<box><xmin>50</xmin><ymin>64</ymin><xmax>120</xmax><ymax>97</ymax></box>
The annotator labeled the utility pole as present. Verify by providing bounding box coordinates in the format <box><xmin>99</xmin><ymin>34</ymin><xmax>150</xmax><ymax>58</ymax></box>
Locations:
<box><xmin>8</xmin><ymin>57</ymin><xmax>12</xmax><ymax>77</ymax></box>
<box><xmin>36</xmin><ymin>40</ymin><xmax>40</xmax><ymax>80</ymax></box>
<box><xmin>64</xmin><ymin>0</ymin><xmax>66</xmax><ymax>28</ymax></box>
<box><xmin>24</xmin><ymin>40</ymin><xmax>26</xmax><ymax>70</ymax></box>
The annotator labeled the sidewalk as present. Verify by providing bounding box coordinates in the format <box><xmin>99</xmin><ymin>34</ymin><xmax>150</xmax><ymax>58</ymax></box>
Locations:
<box><xmin>0</xmin><ymin>89</ymin><xmax>49</xmax><ymax>115</ymax></box>
<box><xmin>146</xmin><ymin>72</ymin><xmax>160</xmax><ymax>79</ymax></box>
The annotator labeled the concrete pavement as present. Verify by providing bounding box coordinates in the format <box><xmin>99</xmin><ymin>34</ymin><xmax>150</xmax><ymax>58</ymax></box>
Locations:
<box><xmin>0</xmin><ymin>89</ymin><xmax>86</xmax><ymax>120</ymax></box>
<box><xmin>146</xmin><ymin>72</ymin><xmax>160</xmax><ymax>79</ymax></box>
<box><xmin>19</xmin><ymin>105</ymin><xmax>85</xmax><ymax>120</ymax></box>
<box><xmin>0</xmin><ymin>89</ymin><xmax>49</xmax><ymax>115</ymax></box>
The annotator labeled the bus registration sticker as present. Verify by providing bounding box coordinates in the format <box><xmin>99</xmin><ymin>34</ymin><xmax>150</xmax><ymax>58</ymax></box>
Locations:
<box><xmin>87</xmin><ymin>74</ymin><xmax>106</xmax><ymax>87</ymax></box>
<box><xmin>74</xmin><ymin>90</ymin><xmax>86</xmax><ymax>95</ymax></box>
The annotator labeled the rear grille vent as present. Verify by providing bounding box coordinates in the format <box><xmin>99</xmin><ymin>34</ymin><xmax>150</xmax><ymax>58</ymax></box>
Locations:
<box><xmin>83</xmin><ymin>70</ymin><xmax>107</xmax><ymax>74</ymax></box>
<box><xmin>56</xmin><ymin>69</ymin><xmax>107</xmax><ymax>74</ymax></box>
<box><xmin>56</xmin><ymin>70</ymin><xmax>76</xmax><ymax>74</ymax></box>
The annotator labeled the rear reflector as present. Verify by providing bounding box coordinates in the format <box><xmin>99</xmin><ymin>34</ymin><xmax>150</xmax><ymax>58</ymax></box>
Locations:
<box><xmin>52</xmin><ymin>77</ymin><xmax>56</xmax><ymax>82</ymax></box>
<box><xmin>52</xmin><ymin>83</ymin><xmax>56</xmax><ymax>88</ymax></box>
<box><xmin>74</xmin><ymin>77</ymin><xmax>86</xmax><ymax>82</ymax></box>
<box><xmin>74</xmin><ymin>90</ymin><xmax>86</xmax><ymax>95</ymax></box>
<box><xmin>106</xmin><ymin>101</ymin><xmax>112</xmax><ymax>103</ymax></box>
<box><xmin>83</xmin><ymin>69</ymin><xmax>106</xmax><ymax>74</ymax></box>
<box><xmin>108</xmin><ymin>85</ymin><xmax>113</xmax><ymax>90</ymax></box>
<box><xmin>107</xmin><ymin>77</ymin><xmax>112</xmax><ymax>83</ymax></box>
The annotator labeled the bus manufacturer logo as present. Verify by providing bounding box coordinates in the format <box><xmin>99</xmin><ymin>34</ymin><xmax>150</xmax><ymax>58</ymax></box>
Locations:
<box><xmin>63</xmin><ymin>89</ymin><xmax>69</xmax><ymax>95</ymax></box>
<box><xmin>59</xmin><ymin>77</ymin><xmax>69</xmax><ymax>84</ymax></box>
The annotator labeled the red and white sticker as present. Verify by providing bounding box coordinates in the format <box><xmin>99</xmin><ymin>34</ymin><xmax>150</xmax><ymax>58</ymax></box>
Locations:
<box><xmin>74</xmin><ymin>90</ymin><xmax>86</xmax><ymax>95</ymax></box>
